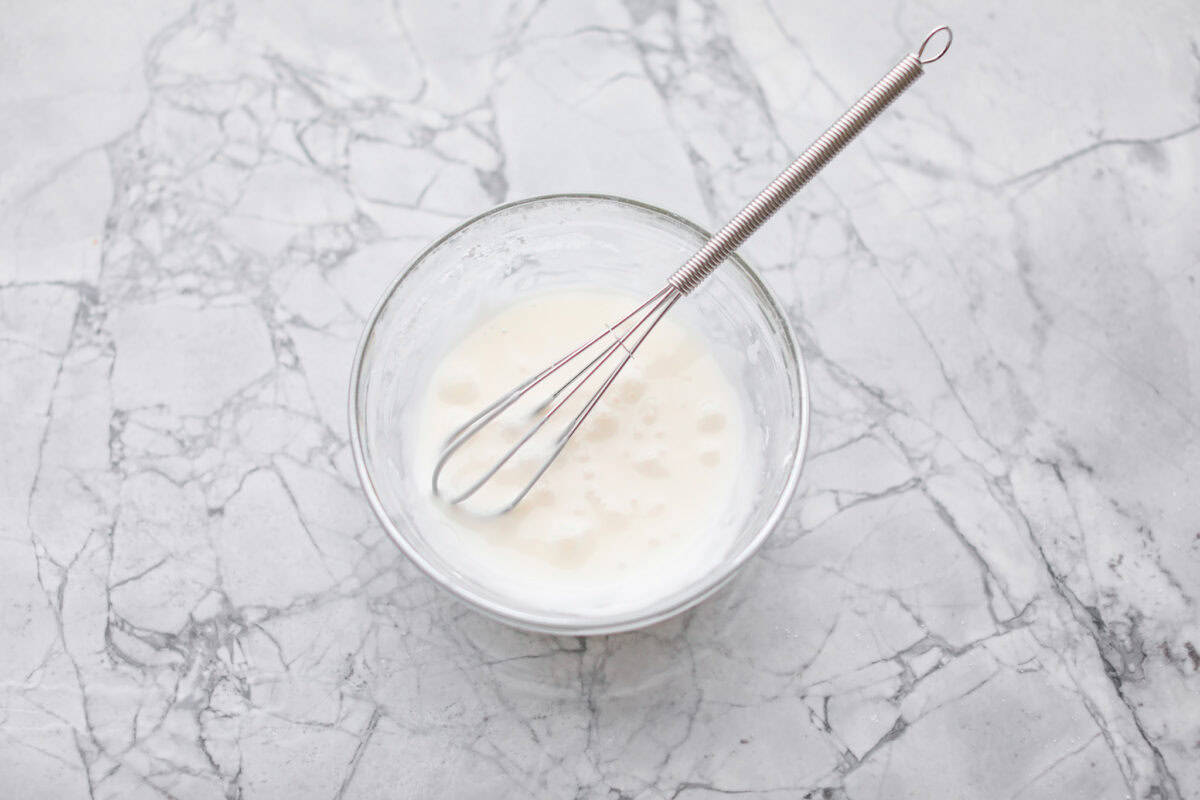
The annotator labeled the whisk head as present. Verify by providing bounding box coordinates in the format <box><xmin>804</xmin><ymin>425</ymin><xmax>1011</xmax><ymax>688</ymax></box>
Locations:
<box><xmin>431</xmin><ymin>284</ymin><xmax>681</xmax><ymax>515</ymax></box>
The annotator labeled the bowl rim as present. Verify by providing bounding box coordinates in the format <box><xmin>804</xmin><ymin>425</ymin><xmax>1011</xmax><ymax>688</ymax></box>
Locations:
<box><xmin>347</xmin><ymin>193</ymin><xmax>810</xmax><ymax>635</ymax></box>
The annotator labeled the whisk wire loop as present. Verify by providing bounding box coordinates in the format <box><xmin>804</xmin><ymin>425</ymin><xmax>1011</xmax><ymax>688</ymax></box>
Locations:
<box><xmin>431</xmin><ymin>285</ymin><xmax>680</xmax><ymax>513</ymax></box>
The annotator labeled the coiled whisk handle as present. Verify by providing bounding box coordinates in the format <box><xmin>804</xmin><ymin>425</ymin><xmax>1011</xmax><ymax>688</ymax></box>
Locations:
<box><xmin>668</xmin><ymin>26</ymin><xmax>952</xmax><ymax>295</ymax></box>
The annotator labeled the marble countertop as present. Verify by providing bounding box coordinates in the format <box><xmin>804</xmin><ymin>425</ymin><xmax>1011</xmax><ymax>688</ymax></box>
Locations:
<box><xmin>3</xmin><ymin>0</ymin><xmax>1199</xmax><ymax>797</ymax></box>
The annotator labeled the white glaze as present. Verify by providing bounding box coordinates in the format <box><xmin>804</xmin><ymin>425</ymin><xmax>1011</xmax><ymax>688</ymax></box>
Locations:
<box><xmin>415</xmin><ymin>290</ymin><xmax>747</xmax><ymax>614</ymax></box>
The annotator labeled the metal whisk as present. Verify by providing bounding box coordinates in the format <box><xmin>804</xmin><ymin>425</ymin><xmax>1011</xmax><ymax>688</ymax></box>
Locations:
<box><xmin>433</xmin><ymin>26</ymin><xmax>953</xmax><ymax>514</ymax></box>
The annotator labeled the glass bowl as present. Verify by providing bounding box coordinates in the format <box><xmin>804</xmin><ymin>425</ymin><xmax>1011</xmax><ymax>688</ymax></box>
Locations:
<box><xmin>348</xmin><ymin>194</ymin><xmax>809</xmax><ymax>635</ymax></box>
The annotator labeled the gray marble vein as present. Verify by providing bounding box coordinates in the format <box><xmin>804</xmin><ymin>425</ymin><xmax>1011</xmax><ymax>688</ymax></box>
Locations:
<box><xmin>2</xmin><ymin>0</ymin><xmax>1198</xmax><ymax>797</ymax></box>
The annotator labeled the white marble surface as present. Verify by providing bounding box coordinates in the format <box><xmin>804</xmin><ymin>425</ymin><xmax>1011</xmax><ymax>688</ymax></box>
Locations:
<box><xmin>3</xmin><ymin>0</ymin><xmax>1199</xmax><ymax>797</ymax></box>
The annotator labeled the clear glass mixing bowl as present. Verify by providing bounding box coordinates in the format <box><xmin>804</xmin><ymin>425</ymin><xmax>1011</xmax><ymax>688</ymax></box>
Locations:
<box><xmin>349</xmin><ymin>195</ymin><xmax>809</xmax><ymax>635</ymax></box>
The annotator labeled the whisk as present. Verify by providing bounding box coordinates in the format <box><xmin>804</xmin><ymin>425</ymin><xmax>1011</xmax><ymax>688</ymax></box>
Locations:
<box><xmin>433</xmin><ymin>26</ymin><xmax>953</xmax><ymax>513</ymax></box>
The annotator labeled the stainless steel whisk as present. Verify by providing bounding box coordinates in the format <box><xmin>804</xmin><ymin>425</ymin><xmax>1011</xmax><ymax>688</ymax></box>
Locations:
<box><xmin>433</xmin><ymin>26</ymin><xmax>953</xmax><ymax>514</ymax></box>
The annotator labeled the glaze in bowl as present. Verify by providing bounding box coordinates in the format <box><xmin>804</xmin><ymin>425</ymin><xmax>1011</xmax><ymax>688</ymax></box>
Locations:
<box><xmin>349</xmin><ymin>194</ymin><xmax>809</xmax><ymax>635</ymax></box>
